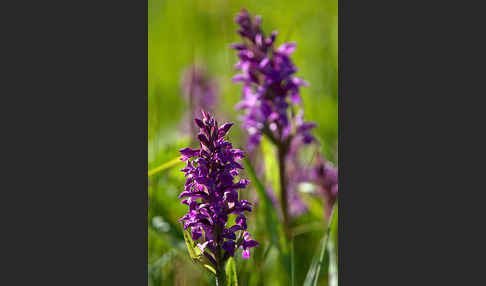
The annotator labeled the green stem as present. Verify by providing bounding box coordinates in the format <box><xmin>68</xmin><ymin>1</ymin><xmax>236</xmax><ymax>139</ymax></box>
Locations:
<box><xmin>216</xmin><ymin>266</ymin><xmax>226</xmax><ymax>286</ymax></box>
<box><xmin>215</xmin><ymin>226</ymin><xmax>226</xmax><ymax>286</ymax></box>
<box><xmin>215</xmin><ymin>251</ymin><xmax>226</xmax><ymax>286</ymax></box>
<box><xmin>278</xmin><ymin>144</ymin><xmax>290</xmax><ymax>240</ymax></box>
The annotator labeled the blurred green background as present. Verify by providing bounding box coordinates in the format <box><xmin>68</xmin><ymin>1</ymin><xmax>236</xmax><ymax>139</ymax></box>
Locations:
<box><xmin>148</xmin><ymin>0</ymin><xmax>337</xmax><ymax>285</ymax></box>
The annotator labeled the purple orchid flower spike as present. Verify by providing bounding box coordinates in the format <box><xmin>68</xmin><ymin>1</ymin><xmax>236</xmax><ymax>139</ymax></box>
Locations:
<box><xmin>180</xmin><ymin>64</ymin><xmax>219</xmax><ymax>143</ymax></box>
<box><xmin>231</xmin><ymin>8</ymin><xmax>314</xmax><ymax>151</ymax></box>
<box><xmin>231</xmin><ymin>8</ymin><xmax>318</xmax><ymax>238</ymax></box>
<box><xmin>178</xmin><ymin>110</ymin><xmax>258</xmax><ymax>282</ymax></box>
<box><xmin>181</xmin><ymin>65</ymin><xmax>218</xmax><ymax>116</ymax></box>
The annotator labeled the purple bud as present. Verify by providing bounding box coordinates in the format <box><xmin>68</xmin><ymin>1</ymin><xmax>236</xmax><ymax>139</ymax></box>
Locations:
<box><xmin>197</xmin><ymin>133</ymin><xmax>210</xmax><ymax>147</ymax></box>
<box><xmin>179</xmin><ymin>147</ymin><xmax>200</xmax><ymax>161</ymax></box>
<box><xmin>232</xmin><ymin>74</ymin><xmax>247</xmax><ymax>83</ymax></box>
<box><xmin>194</xmin><ymin>118</ymin><xmax>205</xmax><ymax>128</ymax></box>
<box><xmin>291</xmin><ymin>77</ymin><xmax>309</xmax><ymax>87</ymax></box>
<box><xmin>230</xmin><ymin>43</ymin><xmax>247</xmax><ymax>50</ymax></box>
<box><xmin>277</xmin><ymin>42</ymin><xmax>297</xmax><ymax>55</ymax></box>
<box><xmin>235</xmin><ymin>214</ymin><xmax>247</xmax><ymax>229</ymax></box>
<box><xmin>298</xmin><ymin>122</ymin><xmax>317</xmax><ymax>132</ymax></box>
<box><xmin>218</xmin><ymin>122</ymin><xmax>233</xmax><ymax>137</ymax></box>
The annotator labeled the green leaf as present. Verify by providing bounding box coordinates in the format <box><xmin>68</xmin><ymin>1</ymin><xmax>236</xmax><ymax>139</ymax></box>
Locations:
<box><xmin>303</xmin><ymin>202</ymin><xmax>338</xmax><ymax>286</ymax></box>
<box><xmin>243</xmin><ymin>157</ymin><xmax>290</xmax><ymax>279</ymax></box>
<box><xmin>225</xmin><ymin>257</ymin><xmax>238</xmax><ymax>286</ymax></box>
<box><xmin>243</xmin><ymin>158</ymin><xmax>288</xmax><ymax>252</ymax></box>
<box><xmin>328</xmin><ymin>236</ymin><xmax>338</xmax><ymax>286</ymax></box>
<box><xmin>148</xmin><ymin>156</ymin><xmax>183</xmax><ymax>177</ymax></box>
<box><xmin>328</xmin><ymin>200</ymin><xmax>339</xmax><ymax>286</ymax></box>
<box><xmin>301</xmin><ymin>191</ymin><xmax>326</xmax><ymax>221</ymax></box>
<box><xmin>261</xmin><ymin>138</ymin><xmax>280</xmax><ymax>195</ymax></box>
<box><xmin>182</xmin><ymin>227</ymin><xmax>217</xmax><ymax>276</ymax></box>
<box><xmin>182</xmin><ymin>227</ymin><xmax>203</xmax><ymax>261</ymax></box>
<box><xmin>202</xmin><ymin>263</ymin><xmax>217</xmax><ymax>276</ymax></box>
<box><xmin>290</xmin><ymin>238</ymin><xmax>295</xmax><ymax>286</ymax></box>
<box><xmin>243</xmin><ymin>158</ymin><xmax>287</xmax><ymax>251</ymax></box>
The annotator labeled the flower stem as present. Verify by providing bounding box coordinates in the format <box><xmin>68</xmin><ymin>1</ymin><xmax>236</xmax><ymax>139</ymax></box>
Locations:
<box><xmin>278</xmin><ymin>144</ymin><xmax>291</xmax><ymax>240</ymax></box>
<box><xmin>215</xmin><ymin>226</ymin><xmax>226</xmax><ymax>286</ymax></box>
<box><xmin>215</xmin><ymin>261</ymin><xmax>226</xmax><ymax>286</ymax></box>
<box><xmin>216</xmin><ymin>270</ymin><xmax>226</xmax><ymax>286</ymax></box>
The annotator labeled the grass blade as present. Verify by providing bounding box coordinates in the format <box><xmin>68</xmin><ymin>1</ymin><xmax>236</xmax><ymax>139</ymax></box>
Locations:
<box><xmin>243</xmin><ymin>157</ymin><xmax>290</xmax><ymax>277</ymax></box>
<box><xmin>225</xmin><ymin>257</ymin><xmax>238</xmax><ymax>286</ymax></box>
<box><xmin>328</xmin><ymin>200</ymin><xmax>339</xmax><ymax>286</ymax></box>
<box><xmin>328</xmin><ymin>237</ymin><xmax>338</xmax><ymax>286</ymax></box>
<box><xmin>243</xmin><ymin>158</ymin><xmax>287</xmax><ymax>249</ymax></box>
<box><xmin>243</xmin><ymin>158</ymin><xmax>288</xmax><ymax>253</ymax></box>
<box><xmin>303</xmin><ymin>202</ymin><xmax>338</xmax><ymax>286</ymax></box>
<box><xmin>290</xmin><ymin>238</ymin><xmax>295</xmax><ymax>286</ymax></box>
<box><xmin>148</xmin><ymin>156</ymin><xmax>182</xmax><ymax>177</ymax></box>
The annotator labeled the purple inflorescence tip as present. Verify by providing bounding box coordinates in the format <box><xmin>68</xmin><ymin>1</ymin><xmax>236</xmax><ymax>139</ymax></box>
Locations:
<box><xmin>231</xmin><ymin>8</ymin><xmax>316</xmax><ymax>150</ymax></box>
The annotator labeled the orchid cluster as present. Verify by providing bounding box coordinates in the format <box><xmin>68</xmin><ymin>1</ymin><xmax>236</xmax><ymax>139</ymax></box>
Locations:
<box><xmin>173</xmin><ymin>8</ymin><xmax>337</xmax><ymax>285</ymax></box>
<box><xmin>232</xmin><ymin>8</ymin><xmax>316</xmax><ymax>150</ymax></box>
<box><xmin>178</xmin><ymin>110</ymin><xmax>258</xmax><ymax>277</ymax></box>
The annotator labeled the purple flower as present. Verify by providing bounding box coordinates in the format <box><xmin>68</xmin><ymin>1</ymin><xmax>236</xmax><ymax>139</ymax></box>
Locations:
<box><xmin>231</xmin><ymin>8</ymin><xmax>314</xmax><ymax>150</ymax></box>
<box><xmin>232</xmin><ymin>9</ymin><xmax>326</xmax><ymax>238</ymax></box>
<box><xmin>180</xmin><ymin>64</ymin><xmax>219</xmax><ymax>140</ymax></box>
<box><xmin>311</xmin><ymin>156</ymin><xmax>339</xmax><ymax>218</ymax></box>
<box><xmin>181</xmin><ymin>65</ymin><xmax>218</xmax><ymax>114</ymax></box>
<box><xmin>179</xmin><ymin>110</ymin><xmax>258</xmax><ymax>264</ymax></box>
<box><xmin>240</xmin><ymin>231</ymin><xmax>258</xmax><ymax>259</ymax></box>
